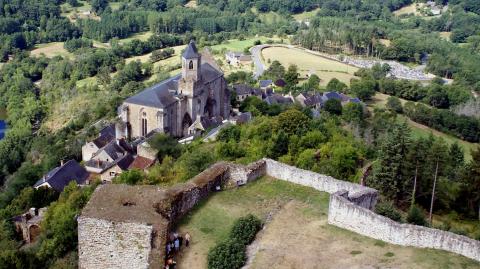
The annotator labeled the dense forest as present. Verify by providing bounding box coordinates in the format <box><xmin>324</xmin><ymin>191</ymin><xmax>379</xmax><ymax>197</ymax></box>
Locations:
<box><xmin>0</xmin><ymin>0</ymin><xmax>479</xmax><ymax>268</ymax></box>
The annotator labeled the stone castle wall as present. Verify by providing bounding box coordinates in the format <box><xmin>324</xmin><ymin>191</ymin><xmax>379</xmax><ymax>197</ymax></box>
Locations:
<box><xmin>78</xmin><ymin>217</ymin><xmax>154</xmax><ymax>269</ymax></box>
<box><xmin>79</xmin><ymin>159</ymin><xmax>480</xmax><ymax>268</ymax></box>
<box><xmin>262</xmin><ymin>159</ymin><xmax>480</xmax><ymax>262</ymax></box>
<box><xmin>328</xmin><ymin>191</ymin><xmax>480</xmax><ymax>262</ymax></box>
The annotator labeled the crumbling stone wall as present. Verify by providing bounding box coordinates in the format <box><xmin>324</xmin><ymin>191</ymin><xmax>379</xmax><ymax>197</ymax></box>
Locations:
<box><xmin>328</xmin><ymin>191</ymin><xmax>480</xmax><ymax>262</ymax></box>
<box><xmin>78</xmin><ymin>217</ymin><xmax>153</xmax><ymax>269</ymax></box>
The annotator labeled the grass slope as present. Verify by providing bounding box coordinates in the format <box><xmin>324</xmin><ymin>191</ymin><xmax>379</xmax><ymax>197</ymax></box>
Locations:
<box><xmin>369</xmin><ymin>93</ymin><xmax>478</xmax><ymax>160</ymax></box>
<box><xmin>175</xmin><ymin>177</ymin><xmax>479</xmax><ymax>269</ymax></box>
<box><xmin>30</xmin><ymin>42</ymin><xmax>73</xmax><ymax>59</ymax></box>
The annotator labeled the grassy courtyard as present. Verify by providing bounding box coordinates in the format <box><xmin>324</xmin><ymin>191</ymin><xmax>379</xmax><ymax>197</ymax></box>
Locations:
<box><xmin>261</xmin><ymin>46</ymin><xmax>358</xmax><ymax>86</ymax></box>
<box><xmin>175</xmin><ymin>177</ymin><xmax>479</xmax><ymax>269</ymax></box>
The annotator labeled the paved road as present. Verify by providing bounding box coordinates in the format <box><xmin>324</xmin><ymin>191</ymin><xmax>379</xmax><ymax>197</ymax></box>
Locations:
<box><xmin>250</xmin><ymin>45</ymin><xmax>268</xmax><ymax>79</ymax></box>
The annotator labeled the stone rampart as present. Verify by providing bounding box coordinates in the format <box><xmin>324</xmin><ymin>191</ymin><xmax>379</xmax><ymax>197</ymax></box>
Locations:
<box><xmin>79</xmin><ymin>158</ymin><xmax>480</xmax><ymax>268</ymax></box>
<box><xmin>328</xmin><ymin>192</ymin><xmax>480</xmax><ymax>262</ymax></box>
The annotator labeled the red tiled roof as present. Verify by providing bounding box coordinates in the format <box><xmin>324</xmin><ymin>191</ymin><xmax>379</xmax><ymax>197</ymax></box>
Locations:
<box><xmin>129</xmin><ymin>156</ymin><xmax>156</xmax><ymax>170</ymax></box>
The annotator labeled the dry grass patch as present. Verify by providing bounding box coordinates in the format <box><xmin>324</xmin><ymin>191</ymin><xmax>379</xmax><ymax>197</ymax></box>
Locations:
<box><xmin>262</xmin><ymin>46</ymin><xmax>357</xmax><ymax>85</ymax></box>
<box><xmin>30</xmin><ymin>42</ymin><xmax>73</xmax><ymax>59</ymax></box>
<box><xmin>185</xmin><ymin>0</ymin><xmax>197</xmax><ymax>8</ymax></box>
<box><xmin>393</xmin><ymin>3</ymin><xmax>424</xmax><ymax>16</ymax></box>
<box><xmin>439</xmin><ymin>32</ymin><xmax>452</xmax><ymax>41</ymax></box>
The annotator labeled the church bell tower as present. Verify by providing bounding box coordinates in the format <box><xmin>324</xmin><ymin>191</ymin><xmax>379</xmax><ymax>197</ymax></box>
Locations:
<box><xmin>181</xmin><ymin>40</ymin><xmax>201</xmax><ymax>97</ymax></box>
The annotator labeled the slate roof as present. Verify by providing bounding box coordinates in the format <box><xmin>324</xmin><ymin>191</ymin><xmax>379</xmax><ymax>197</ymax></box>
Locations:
<box><xmin>183</xmin><ymin>40</ymin><xmax>200</xmax><ymax>59</ymax></box>
<box><xmin>93</xmin><ymin>124</ymin><xmax>115</xmax><ymax>148</ymax></box>
<box><xmin>125</xmin><ymin>63</ymin><xmax>223</xmax><ymax>109</ymax></box>
<box><xmin>274</xmin><ymin>79</ymin><xmax>286</xmax><ymax>87</ymax></box>
<box><xmin>233</xmin><ymin>84</ymin><xmax>256</xmax><ymax>96</ymax></box>
<box><xmin>265</xmin><ymin>94</ymin><xmax>293</xmax><ymax>105</ymax></box>
<box><xmin>34</xmin><ymin>160</ymin><xmax>89</xmax><ymax>192</ymax></box>
<box><xmin>259</xmin><ymin>80</ymin><xmax>273</xmax><ymax>88</ymax></box>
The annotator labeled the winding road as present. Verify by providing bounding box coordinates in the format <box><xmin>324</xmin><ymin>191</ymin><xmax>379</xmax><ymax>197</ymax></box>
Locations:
<box><xmin>250</xmin><ymin>45</ymin><xmax>269</xmax><ymax>79</ymax></box>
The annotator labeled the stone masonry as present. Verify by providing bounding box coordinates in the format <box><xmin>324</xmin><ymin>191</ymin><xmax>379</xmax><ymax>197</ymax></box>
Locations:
<box><xmin>78</xmin><ymin>159</ymin><xmax>480</xmax><ymax>269</ymax></box>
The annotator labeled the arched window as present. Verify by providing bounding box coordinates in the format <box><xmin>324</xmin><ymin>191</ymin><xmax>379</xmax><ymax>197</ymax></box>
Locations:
<box><xmin>141</xmin><ymin>112</ymin><xmax>148</xmax><ymax>136</ymax></box>
<box><xmin>189</xmin><ymin>60</ymin><xmax>194</xmax><ymax>70</ymax></box>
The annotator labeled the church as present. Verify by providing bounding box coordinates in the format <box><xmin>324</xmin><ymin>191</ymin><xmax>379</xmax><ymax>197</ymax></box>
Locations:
<box><xmin>116</xmin><ymin>40</ymin><xmax>230</xmax><ymax>139</ymax></box>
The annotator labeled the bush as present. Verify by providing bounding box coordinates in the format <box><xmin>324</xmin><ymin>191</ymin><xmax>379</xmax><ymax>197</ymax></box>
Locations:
<box><xmin>207</xmin><ymin>239</ymin><xmax>246</xmax><ymax>269</ymax></box>
<box><xmin>406</xmin><ymin>205</ymin><xmax>427</xmax><ymax>226</ymax></box>
<box><xmin>230</xmin><ymin>214</ymin><xmax>262</xmax><ymax>245</ymax></box>
<box><xmin>386</xmin><ymin>96</ymin><xmax>403</xmax><ymax>113</ymax></box>
<box><xmin>375</xmin><ymin>201</ymin><xmax>402</xmax><ymax>222</ymax></box>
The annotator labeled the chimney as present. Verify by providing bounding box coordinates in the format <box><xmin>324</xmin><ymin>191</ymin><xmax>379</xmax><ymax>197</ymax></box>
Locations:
<box><xmin>60</xmin><ymin>160</ymin><xmax>64</xmax><ymax>166</ymax></box>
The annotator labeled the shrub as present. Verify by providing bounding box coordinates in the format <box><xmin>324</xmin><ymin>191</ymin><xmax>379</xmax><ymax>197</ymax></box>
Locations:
<box><xmin>230</xmin><ymin>214</ymin><xmax>262</xmax><ymax>245</ymax></box>
<box><xmin>406</xmin><ymin>205</ymin><xmax>427</xmax><ymax>226</ymax></box>
<box><xmin>207</xmin><ymin>239</ymin><xmax>246</xmax><ymax>269</ymax></box>
<box><xmin>386</xmin><ymin>96</ymin><xmax>403</xmax><ymax>113</ymax></box>
<box><xmin>375</xmin><ymin>201</ymin><xmax>402</xmax><ymax>222</ymax></box>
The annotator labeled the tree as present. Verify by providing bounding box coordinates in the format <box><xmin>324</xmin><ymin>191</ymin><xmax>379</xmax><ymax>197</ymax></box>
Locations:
<box><xmin>217</xmin><ymin>125</ymin><xmax>241</xmax><ymax>142</ymax></box>
<box><xmin>304</xmin><ymin>74</ymin><xmax>320</xmax><ymax>91</ymax></box>
<box><xmin>386</xmin><ymin>96</ymin><xmax>403</xmax><ymax>113</ymax></box>
<box><xmin>91</xmin><ymin>0</ymin><xmax>108</xmax><ymax>15</ymax></box>
<box><xmin>326</xmin><ymin>78</ymin><xmax>347</xmax><ymax>92</ymax></box>
<box><xmin>263</xmin><ymin>60</ymin><xmax>285</xmax><ymax>80</ymax></box>
<box><xmin>375</xmin><ymin>201</ymin><xmax>402</xmax><ymax>222</ymax></box>
<box><xmin>350</xmin><ymin>78</ymin><xmax>376</xmax><ymax>101</ymax></box>
<box><xmin>323</xmin><ymin>99</ymin><xmax>342</xmax><ymax>115</ymax></box>
<box><xmin>275</xmin><ymin>109</ymin><xmax>310</xmax><ymax>136</ymax></box>
<box><xmin>460</xmin><ymin>147</ymin><xmax>480</xmax><ymax>219</ymax></box>
<box><xmin>284</xmin><ymin>64</ymin><xmax>299</xmax><ymax>89</ymax></box>
<box><xmin>406</xmin><ymin>204</ymin><xmax>427</xmax><ymax>226</ymax></box>
<box><xmin>148</xmin><ymin>133</ymin><xmax>182</xmax><ymax>160</ymax></box>
<box><xmin>428</xmin><ymin>85</ymin><xmax>450</xmax><ymax>108</ymax></box>
<box><xmin>342</xmin><ymin>102</ymin><xmax>364</xmax><ymax>123</ymax></box>
<box><xmin>371</xmin><ymin>122</ymin><xmax>411</xmax><ymax>202</ymax></box>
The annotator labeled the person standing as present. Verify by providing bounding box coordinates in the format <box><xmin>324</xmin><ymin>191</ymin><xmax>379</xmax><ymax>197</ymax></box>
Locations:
<box><xmin>185</xmin><ymin>232</ymin><xmax>191</xmax><ymax>247</ymax></box>
<box><xmin>174</xmin><ymin>238</ymin><xmax>180</xmax><ymax>252</ymax></box>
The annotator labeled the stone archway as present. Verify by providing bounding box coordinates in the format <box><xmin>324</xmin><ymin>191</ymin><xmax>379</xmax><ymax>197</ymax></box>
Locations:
<box><xmin>204</xmin><ymin>97</ymin><xmax>216</xmax><ymax>118</ymax></box>
<box><xmin>182</xmin><ymin>113</ymin><xmax>192</xmax><ymax>137</ymax></box>
<box><xmin>28</xmin><ymin>224</ymin><xmax>40</xmax><ymax>243</ymax></box>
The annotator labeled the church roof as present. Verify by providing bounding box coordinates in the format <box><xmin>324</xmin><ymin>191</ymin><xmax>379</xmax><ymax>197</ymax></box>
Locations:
<box><xmin>183</xmin><ymin>40</ymin><xmax>200</xmax><ymax>59</ymax></box>
<box><xmin>124</xmin><ymin>63</ymin><xmax>223</xmax><ymax>109</ymax></box>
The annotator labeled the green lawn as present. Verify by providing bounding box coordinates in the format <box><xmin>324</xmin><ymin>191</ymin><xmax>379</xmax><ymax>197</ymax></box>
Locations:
<box><xmin>292</xmin><ymin>8</ymin><xmax>321</xmax><ymax>21</ymax></box>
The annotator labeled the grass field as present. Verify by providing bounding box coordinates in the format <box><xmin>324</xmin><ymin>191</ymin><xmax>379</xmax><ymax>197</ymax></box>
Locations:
<box><xmin>118</xmin><ymin>31</ymin><xmax>154</xmax><ymax>44</ymax></box>
<box><xmin>292</xmin><ymin>8</ymin><xmax>321</xmax><ymax>21</ymax></box>
<box><xmin>261</xmin><ymin>46</ymin><xmax>358</xmax><ymax>86</ymax></box>
<box><xmin>393</xmin><ymin>3</ymin><xmax>423</xmax><ymax>16</ymax></box>
<box><xmin>175</xmin><ymin>177</ymin><xmax>479</xmax><ymax>269</ymax></box>
<box><xmin>30</xmin><ymin>42</ymin><xmax>73</xmax><ymax>59</ymax></box>
<box><xmin>439</xmin><ymin>31</ymin><xmax>452</xmax><ymax>41</ymax></box>
<box><xmin>368</xmin><ymin>93</ymin><xmax>478</xmax><ymax>160</ymax></box>
<box><xmin>209</xmin><ymin>37</ymin><xmax>281</xmax><ymax>52</ymax></box>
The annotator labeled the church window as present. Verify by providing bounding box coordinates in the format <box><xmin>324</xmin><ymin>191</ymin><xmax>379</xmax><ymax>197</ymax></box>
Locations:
<box><xmin>189</xmin><ymin>60</ymin><xmax>194</xmax><ymax>70</ymax></box>
<box><xmin>141</xmin><ymin>112</ymin><xmax>148</xmax><ymax>136</ymax></box>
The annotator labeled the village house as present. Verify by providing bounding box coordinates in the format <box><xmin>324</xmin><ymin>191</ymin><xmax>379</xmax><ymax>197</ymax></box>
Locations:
<box><xmin>259</xmin><ymin>79</ymin><xmax>274</xmax><ymax>90</ymax></box>
<box><xmin>81</xmin><ymin>124</ymin><xmax>116</xmax><ymax>162</ymax></box>
<box><xmin>116</xmin><ymin>40</ymin><xmax>230</xmax><ymax>139</ymax></box>
<box><xmin>225</xmin><ymin>51</ymin><xmax>252</xmax><ymax>66</ymax></box>
<box><xmin>264</xmin><ymin>93</ymin><xmax>294</xmax><ymax>105</ymax></box>
<box><xmin>33</xmin><ymin>160</ymin><xmax>89</xmax><ymax>192</ymax></box>
<box><xmin>232</xmin><ymin>84</ymin><xmax>262</xmax><ymax>102</ymax></box>
<box><xmin>12</xmin><ymin>207</ymin><xmax>47</xmax><ymax>244</ymax></box>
